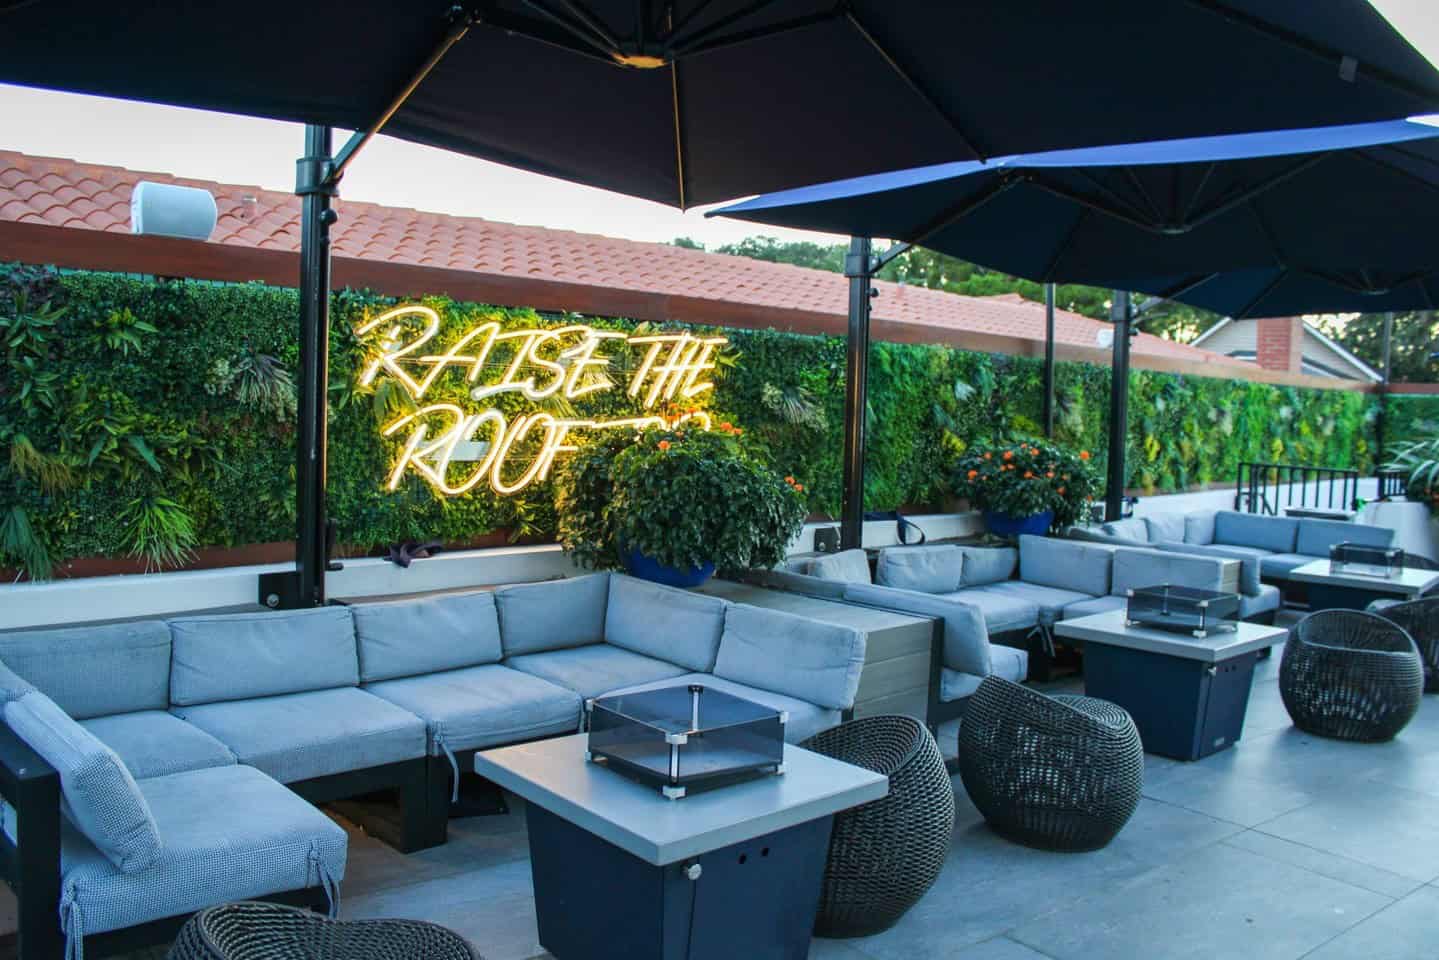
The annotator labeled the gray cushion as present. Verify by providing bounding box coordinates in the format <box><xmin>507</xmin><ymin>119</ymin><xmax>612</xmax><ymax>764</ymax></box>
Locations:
<box><xmin>600</xmin><ymin>672</ymin><xmax>840</xmax><ymax>744</ymax></box>
<box><xmin>1112</xmin><ymin>547</ymin><xmax>1224</xmax><ymax>595</ymax></box>
<box><xmin>991</xmin><ymin>644</ymin><xmax>1028</xmax><ymax>683</ymax></box>
<box><xmin>1214</xmin><ymin>511</ymin><xmax>1298</xmax><ymax>553</ymax></box>
<box><xmin>1061</xmin><ymin>595</ymin><xmax>1127</xmax><ymax>618</ymax></box>
<box><xmin>352</xmin><ymin>591</ymin><xmax>502</xmax><ymax>683</ymax></box>
<box><xmin>876</xmin><ymin>545</ymin><xmax>962</xmax><ymax>594</ymax></box>
<box><xmin>940</xmin><ymin>668</ymin><xmax>983</xmax><ymax>703</ymax></box>
<box><xmin>1143</xmin><ymin>513</ymin><xmax>1187</xmax><ymax>544</ymax></box>
<box><xmin>168</xmin><ymin>607</ymin><xmax>358</xmax><ymax>707</ymax></box>
<box><xmin>1063</xmin><ymin>526</ymin><xmax>1132</xmax><ymax>545</ymax></box>
<box><xmin>1152</xmin><ymin>540</ymin><xmax>1262</xmax><ymax>595</ymax></box>
<box><xmin>5</xmin><ymin>691</ymin><xmax>162</xmax><ymax>874</ymax></box>
<box><xmin>1296</xmin><ymin>518</ymin><xmax>1394</xmax><ymax>558</ymax></box>
<box><xmin>604</xmin><ymin>575</ymin><xmax>727</xmax><ymax>672</ymax></box>
<box><xmin>713</xmin><ymin>604</ymin><xmax>866</xmax><ymax>711</ymax></box>
<box><xmin>755</xmin><ymin>569</ymin><xmax>849</xmax><ymax>600</ymax></box>
<box><xmin>1018</xmin><ymin>535</ymin><xmax>1113</xmax><ymax>597</ymax></box>
<box><xmin>0</xmin><ymin>621</ymin><xmax>170</xmax><ymax>720</ymax></box>
<box><xmin>81</xmin><ymin>711</ymin><xmax>235</xmax><ymax>780</ymax></box>
<box><xmin>958</xmin><ymin>546</ymin><xmax>1018</xmax><ymax>586</ymax></box>
<box><xmin>809</xmin><ymin>549</ymin><xmax>872</xmax><ymax>584</ymax></box>
<box><xmin>506</xmin><ymin>644</ymin><xmax>688</xmax><ymax>701</ymax></box>
<box><xmin>0</xmin><ymin>658</ymin><xmax>35</xmax><ymax>704</ymax></box>
<box><xmin>842</xmin><ymin>582</ymin><xmax>991</xmax><ymax>678</ymax></box>
<box><xmin>365</xmin><ymin>664</ymin><xmax>581</xmax><ymax>754</ymax></box>
<box><xmin>172</xmin><ymin>687</ymin><xmax>426</xmax><ymax>784</ymax></box>
<box><xmin>1240</xmin><ymin>585</ymin><xmax>1282</xmax><ymax>619</ymax></box>
<box><xmin>1259</xmin><ymin>552</ymin><xmax>1316</xmax><ymax>578</ymax></box>
<box><xmin>59</xmin><ymin>764</ymin><xmax>346</xmax><ymax>939</ymax></box>
<box><xmin>944</xmin><ymin>587</ymin><xmax>1040</xmax><ymax>635</ymax></box>
<box><xmin>975</xmin><ymin>580</ymin><xmax>1095</xmax><ymax>627</ymax></box>
<box><xmin>1184</xmin><ymin>511</ymin><xmax>1217</xmax><ymax>545</ymax></box>
<box><xmin>1100</xmin><ymin>516</ymin><xmax>1149</xmax><ymax>542</ymax></box>
<box><xmin>496</xmin><ymin>573</ymin><xmax>609</xmax><ymax>656</ymax></box>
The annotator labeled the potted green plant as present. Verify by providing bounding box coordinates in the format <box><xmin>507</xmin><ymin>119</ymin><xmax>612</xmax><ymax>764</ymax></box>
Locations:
<box><xmin>556</xmin><ymin>424</ymin><xmax>808</xmax><ymax>587</ymax></box>
<box><xmin>950</xmin><ymin>438</ymin><xmax>1099</xmax><ymax>536</ymax></box>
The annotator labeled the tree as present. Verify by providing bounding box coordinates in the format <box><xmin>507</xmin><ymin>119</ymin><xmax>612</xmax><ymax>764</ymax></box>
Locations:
<box><xmin>672</xmin><ymin>236</ymin><xmax>705</xmax><ymax>250</ymax></box>
<box><xmin>1313</xmin><ymin>312</ymin><xmax>1439</xmax><ymax>383</ymax></box>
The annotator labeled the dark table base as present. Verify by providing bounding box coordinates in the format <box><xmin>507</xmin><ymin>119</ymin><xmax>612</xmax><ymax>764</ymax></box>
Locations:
<box><xmin>527</xmin><ymin>804</ymin><xmax>832</xmax><ymax>960</ymax></box>
<box><xmin>1305</xmin><ymin>582</ymin><xmax>1406</xmax><ymax>612</ymax></box>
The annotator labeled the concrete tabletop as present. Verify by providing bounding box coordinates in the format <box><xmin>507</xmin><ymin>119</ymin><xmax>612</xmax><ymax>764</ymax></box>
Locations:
<box><xmin>1286</xmin><ymin>559</ymin><xmax>1439</xmax><ymax>597</ymax></box>
<box><xmin>474</xmin><ymin>734</ymin><xmax>888</xmax><ymax>866</ymax></box>
<box><xmin>1055</xmin><ymin>609</ymin><xmax>1287</xmax><ymax>662</ymax></box>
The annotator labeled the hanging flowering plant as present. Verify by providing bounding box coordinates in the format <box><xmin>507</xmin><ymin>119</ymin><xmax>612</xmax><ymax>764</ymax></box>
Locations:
<box><xmin>950</xmin><ymin>438</ymin><xmax>1099</xmax><ymax>527</ymax></box>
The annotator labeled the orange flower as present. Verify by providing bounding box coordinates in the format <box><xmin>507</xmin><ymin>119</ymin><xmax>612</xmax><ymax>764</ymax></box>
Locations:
<box><xmin>1024</xmin><ymin>471</ymin><xmax>1034</xmax><ymax>479</ymax></box>
<box><xmin>720</xmin><ymin>422</ymin><xmax>733</xmax><ymax>431</ymax></box>
<box><xmin>794</xmin><ymin>484</ymin><xmax>804</xmax><ymax>492</ymax></box>
<box><xmin>735</xmin><ymin>428</ymin><xmax>743</xmax><ymax>435</ymax></box>
<box><xmin>967</xmin><ymin>469</ymin><xmax>978</xmax><ymax>480</ymax></box>
<box><xmin>1003</xmin><ymin>451</ymin><xmax>1014</xmax><ymax>461</ymax></box>
<box><xmin>983</xmin><ymin>452</ymin><xmax>992</xmax><ymax>460</ymax></box>
<box><xmin>785</xmin><ymin>476</ymin><xmax>795</xmax><ymax>484</ymax></box>
<box><xmin>1079</xmin><ymin>450</ymin><xmax>1091</xmax><ymax>460</ymax></box>
<box><xmin>1058</xmin><ymin>486</ymin><xmax>1066</xmax><ymax>495</ymax></box>
<box><xmin>1046</xmin><ymin>471</ymin><xmax>1055</xmax><ymax>479</ymax></box>
<box><xmin>657</xmin><ymin>440</ymin><xmax>671</xmax><ymax>451</ymax></box>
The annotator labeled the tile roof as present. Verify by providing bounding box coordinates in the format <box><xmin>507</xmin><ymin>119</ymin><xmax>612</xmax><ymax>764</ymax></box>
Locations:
<box><xmin>0</xmin><ymin>149</ymin><xmax>1247</xmax><ymax>368</ymax></box>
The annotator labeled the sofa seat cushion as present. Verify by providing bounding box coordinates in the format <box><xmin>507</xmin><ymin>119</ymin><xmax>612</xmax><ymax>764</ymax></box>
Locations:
<box><xmin>172</xmin><ymin>688</ymin><xmax>426</xmax><ymax>784</ymax></box>
<box><xmin>0</xmin><ymin>621</ymin><xmax>171</xmax><ymax>720</ymax></box>
<box><xmin>1188</xmin><ymin>542</ymin><xmax>1272</xmax><ymax>565</ymax></box>
<box><xmin>990</xmin><ymin>644</ymin><xmax>1029</xmax><ymax>683</ymax></box>
<box><xmin>1214</xmin><ymin>511</ymin><xmax>1298</xmax><ymax>554</ymax></box>
<box><xmin>59</xmin><ymin>764</ymin><xmax>346</xmax><ymax>940</ymax></box>
<box><xmin>605</xmin><ymin>575</ymin><xmax>727</xmax><ymax>673</ymax></box>
<box><xmin>808</xmin><ymin>549</ymin><xmax>872</xmax><ymax>585</ymax></box>
<box><xmin>1296</xmin><ymin>517</ymin><xmax>1393</xmax><ymax>557</ymax></box>
<box><xmin>495</xmin><ymin>573</ymin><xmax>610</xmax><ymax>657</ymax></box>
<box><xmin>1061</xmin><ymin>595</ymin><xmax>1127</xmax><ymax>619</ymax></box>
<box><xmin>81</xmin><ymin>711</ymin><xmax>235</xmax><ymax>780</ymax></box>
<box><xmin>1260</xmin><ymin>552</ymin><xmax>1317</xmax><ymax>578</ymax></box>
<box><xmin>600</xmin><ymin>673</ymin><xmax>840</xmax><ymax>744</ymax></box>
<box><xmin>943</xmin><ymin>588</ymin><xmax>1039</xmax><ymax>635</ymax></box>
<box><xmin>364</xmin><ymin>664</ymin><xmax>581</xmax><ymax>754</ymax></box>
<box><xmin>1240</xmin><ymin>585</ymin><xmax>1282</xmax><ymax>619</ymax></box>
<box><xmin>940</xmin><ymin>668</ymin><xmax>982</xmax><ymax>704</ymax></box>
<box><xmin>506</xmin><ymin>644</ymin><xmax>687</xmax><ymax>701</ymax></box>
<box><xmin>975</xmin><ymin>581</ymin><xmax>1094</xmax><ymax>627</ymax></box>
<box><xmin>352</xmin><ymin>590</ymin><xmax>503</xmax><ymax>683</ymax></box>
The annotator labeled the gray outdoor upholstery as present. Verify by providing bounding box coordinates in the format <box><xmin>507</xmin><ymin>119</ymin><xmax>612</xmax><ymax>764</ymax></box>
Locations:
<box><xmin>172</xmin><ymin>687</ymin><xmax>426</xmax><ymax>784</ymax></box>
<box><xmin>494</xmin><ymin>573</ymin><xmax>609</xmax><ymax>656</ymax></box>
<box><xmin>1296</xmin><ymin>517</ymin><xmax>1393</xmax><ymax>557</ymax></box>
<box><xmin>0</xmin><ymin>621</ymin><xmax>171</xmax><ymax>720</ymax></box>
<box><xmin>352</xmin><ymin>591</ymin><xmax>503</xmax><ymax>683</ymax></box>
<box><xmin>364</xmin><ymin>664</ymin><xmax>582</xmax><ymax>754</ymax></box>
<box><xmin>1184</xmin><ymin>511</ymin><xmax>1217</xmax><ymax>544</ymax></box>
<box><xmin>809</xmin><ymin>549</ymin><xmax>872</xmax><ymax>585</ymax></box>
<box><xmin>1240</xmin><ymin>585</ymin><xmax>1283</xmax><ymax>619</ymax></box>
<box><xmin>991</xmin><ymin>645</ymin><xmax>1028</xmax><ymax>683</ymax></box>
<box><xmin>59</xmin><ymin>764</ymin><xmax>346</xmax><ymax>943</ymax></box>
<box><xmin>1111</xmin><ymin>547</ymin><xmax>1224</xmax><ymax>595</ymax></box>
<box><xmin>82</xmin><ymin>711</ymin><xmax>235</xmax><ymax>780</ymax></box>
<box><xmin>957</xmin><ymin>546</ymin><xmax>1017</xmax><ymax>586</ymax></box>
<box><xmin>971</xmin><ymin>580</ymin><xmax>1093</xmax><ymax>628</ymax></box>
<box><xmin>713</xmin><ymin>603</ymin><xmax>866</xmax><ymax>711</ymax></box>
<box><xmin>604</xmin><ymin>574</ymin><xmax>727</xmax><ymax>672</ymax></box>
<box><xmin>757</xmin><ymin>568</ymin><xmax>850</xmax><ymax>600</ymax></box>
<box><xmin>944</xmin><ymin>588</ymin><xmax>1040</xmax><ymax>635</ymax></box>
<box><xmin>1142</xmin><ymin>513</ymin><xmax>1186</xmax><ymax>544</ymax></box>
<box><xmin>940</xmin><ymin>669</ymin><xmax>983</xmax><ymax>703</ymax></box>
<box><xmin>5</xmin><ymin>689</ymin><xmax>163</xmax><ymax>874</ymax></box>
<box><xmin>876</xmin><ymin>545</ymin><xmax>963</xmax><ymax>594</ymax></box>
<box><xmin>1061</xmin><ymin>595</ymin><xmax>1127</xmax><ymax>618</ymax></box>
<box><xmin>0</xmin><ymin>659</ymin><xmax>34</xmax><ymax>703</ymax></box>
<box><xmin>168</xmin><ymin>607</ymin><xmax>359</xmax><ymax>707</ymax></box>
<box><xmin>504</xmin><ymin>644</ymin><xmax>688</xmax><ymax>701</ymax></box>
<box><xmin>1260</xmin><ymin>552</ymin><xmax>1317</xmax><ymax>578</ymax></box>
<box><xmin>1018</xmin><ymin>535</ymin><xmax>1113</xmax><ymax>597</ymax></box>
<box><xmin>601</xmin><ymin>672</ymin><xmax>841</xmax><ymax>744</ymax></box>
<box><xmin>1100</xmin><ymin>516</ymin><xmax>1149</xmax><ymax>542</ymax></box>
<box><xmin>842</xmin><ymin>583</ymin><xmax>992</xmax><ymax>677</ymax></box>
<box><xmin>941</xmin><ymin>643</ymin><xmax>1028</xmax><ymax>702</ymax></box>
<box><xmin>1214</xmin><ymin>511</ymin><xmax>1299</xmax><ymax>553</ymax></box>
<box><xmin>1152</xmin><ymin>540</ymin><xmax>1263</xmax><ymax>595</ymax></box>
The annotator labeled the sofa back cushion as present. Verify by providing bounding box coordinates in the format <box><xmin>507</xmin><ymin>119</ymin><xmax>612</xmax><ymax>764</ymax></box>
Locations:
<box><xmin>352</xmin><ymin>591</ymin><xmax>503</xmax><ymax>683</ymax></box>
<box><xmin>1112</xmin><ymin>547</ymin><xmax>1224</xmax><ymax>596</ymax></box>
<box><xmin>169</xmin><ymin>607</ymin><xmax>358</xmax><ymax>707</ymax></box>
<box><xmin>605</xmin><ymin>575</ymin><xmax>728</xmax><ymax>672</ymax></box>
<box><xmin>1143</xmin><ymin>513</ymin><xmax>1186</xmax><ymax>544</ymax></box>
<box><xmin>809</xmin><ymin>549</ymin><xmax>872</xmax><ymax>585</ymax></box>
<box><xmin>1184</xmin><ymin>511</ymin><xmax>1217</xmax><ymax>545</ymax></box>
<box><xmin>1018</xmin><ymin>535</ymin><xmax>1112</xmax><ymax>597</ymax></box>
<box><xmin>1296</xmin><ymin>518</ymin><xmax>1394</xmax><ymax>558</ymax></box>
<box><xmin>842</xmin><ymin>582</ymin><xmax>991</xmax><ymax>678</ymax></box>
<box><xmin>1153</xmin><ymin>540</ymin><xmax>1261</xmax><ymax>595</ymax></box>
<box><xmin>958</xmin><ymin>546</ymin><xmax>1017</xmax><ymax>586</ymax></box>
<box><xmin>1100</xmin><ymin>516</ymin><xmax>1149</xmax><ymax>542</ymax></box>
<box><xmin>713</xmin><ymin>604</ymin><xmax>865</xmax><ymax>711</ymax></box>
<box><xmin>1214</xmin><ymin>511</ymin><xmax>1298</xmax><ymax>553</ymax></box>
<box><xmin>5</xmin><ymin>689</ymin><xmax>162</xmax><ymax>873</ymax></box>
<box><xmin>495</xmin><ymin>573</ymin><xmax>610</xmax><ymax>657</ymax></box>
<box><xmin>0</xmin><ymin>621</ymin><xmax>171</xmax><ymax>721</ymax></box>
<box><xmin>876</xmin><ymin>545</ymin><xmax>962</xmax><ymax>594</ymax></box>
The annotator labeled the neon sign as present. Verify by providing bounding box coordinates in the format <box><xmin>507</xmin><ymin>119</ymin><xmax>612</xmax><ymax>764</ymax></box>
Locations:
<box><xmin>356</xmin><ymin>305</ymin><xmax>727</xmax><ymax>495</ymax></box>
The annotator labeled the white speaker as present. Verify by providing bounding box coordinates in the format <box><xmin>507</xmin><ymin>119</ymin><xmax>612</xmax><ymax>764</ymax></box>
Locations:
<box><xmin>130</xmin><ymin>181</ymin><xmax>217</xmax><ymax>240</ymax></box>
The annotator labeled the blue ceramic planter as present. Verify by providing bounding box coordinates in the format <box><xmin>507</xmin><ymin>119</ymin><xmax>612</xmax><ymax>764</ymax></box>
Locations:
<box><xmin>622</xmin><ymin>548</ymin><xmax>716</xmax><ymax>588</ymax></box>
<box><xmin>983</xmin><ymin>510</ymin><xmax>1054</xmax><ymax>538</ymax></box>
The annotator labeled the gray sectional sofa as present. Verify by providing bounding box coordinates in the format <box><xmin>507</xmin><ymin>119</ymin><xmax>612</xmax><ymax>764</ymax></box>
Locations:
<box><xmin>0</xmin><ymin>572</ymin><xmax>865</xmax><ymax>960</ymax></box>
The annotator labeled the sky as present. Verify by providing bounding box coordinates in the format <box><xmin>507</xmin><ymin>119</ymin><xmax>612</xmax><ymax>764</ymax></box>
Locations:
<box><xmin>0</xmin><ymin>0</ymin><xmax>1435</xmax><ymax>251</ymax></box>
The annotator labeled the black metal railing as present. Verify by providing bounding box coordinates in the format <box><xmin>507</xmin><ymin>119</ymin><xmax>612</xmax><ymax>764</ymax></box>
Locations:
<box><xmin>1235</xmin><ymin>462</ymin><xmax>1360</xmax><ymax>516</ymax></box>
<box><xmin>1377</xmin><ymin>470</ymin><xmax>1409</xmax><ymax>501</ymax></box>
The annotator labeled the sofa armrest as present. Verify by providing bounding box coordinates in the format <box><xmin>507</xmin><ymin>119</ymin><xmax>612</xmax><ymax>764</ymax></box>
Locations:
<box><xmin>739</xmin><ymin>568</ymin><xmax>849</xmax><ymax>601</ymax></box>
<box><xmin>0</xmin><ymin>721</ymin><xmax>62</xmax><ymax>960</ymax></box>
<box><xmin>1152</xmin><ymin>540</ymin><xmax>1261</xmax><ymax>596</ymax></box>
<box><xmin>842</xmin><ymin>582</ymin><xmax>992</xmax><ymax>678</ymax></box>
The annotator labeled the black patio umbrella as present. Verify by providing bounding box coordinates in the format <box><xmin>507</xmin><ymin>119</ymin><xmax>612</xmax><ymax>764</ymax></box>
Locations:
<box><xmin>4</xmin><ymin>1</ymin><xmax>1439</xmax><ymax>598</ymax></box>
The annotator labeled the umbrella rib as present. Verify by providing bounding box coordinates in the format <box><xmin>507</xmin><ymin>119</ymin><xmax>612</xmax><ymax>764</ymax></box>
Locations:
<box><xmin>1244</xmin><ymin>200</ymin><xmax>1287</xmax><ymax>268</ymax></box>
<box><xmin>675</xmin><ymin>9</ymin><xmax>835</xmax><ymax>58</ymax></box>
<box><xmin>1351</xmin><ymin>148</ymin><xmax>1439</xmax><ymax>196</ymax></box>
<box><xmin>1185</xmin><ymin>151</ymin><xmax>1330</xmax><ymax>231</ymax></box>
<box><xmin>1180</xmin><ymin>163</ymin><xmax>1218</xmax><ymax>224</ymax></box>
<box><xmin>480</xmin><ymin>9</ymin><xmax>624</xmax><ymax>64</ymax></box>
<box><xmin>1119</xmin><ymin>166</ymin><xmax>1164</xmax><ymax>224</ymax></box>
<box><xmin>843</xmin><ymin>10</ymin><xmax>986</xmax><ymax>161</ymax></box>
<box><xmin>1235</xmin><ymin>271</ymin><xmax>1288</xmax><ymax>319</ymax></box>
<box><xmin>892</xmin><ymin>176</ymin><xmax>1024</xmax><ymax>253</ymax></box>
<box><xmin>671</xmin><ymin>61</ymin><xmax>688</xmax><ymax>209</ymax></box>
<box><xmin>1158</xmin><ymin>273</ymin><xmax>1221</xmax><ymax>302</ymax></box>
<box><xmin>519</xmin><ymin>0</ymin><xmax>620</xmax><ymax>56</ymax></box>
<box><xmin>1026</xmin><ymin>174</ymin><xmax>1168</xmax><ymax>235</ymax></box>
<box><xmin>1041</xmin><ymin>208</ymin><xmax>1091</xmax><ymax>282</ymax></box>
<box><xmin>668</xmin><ymin>0</ymin><xmax>783</xmax><ymax>52</ymax></box>
<box><xmin>1069</xmin><ymin>169</ymin><xmax>1161</xmax><ymax>228</ymax></box>
<box><xmin>553</xmin><ymin>0</ymin><xmax>622</xmax><ymax>51</ymax></box>
<box><xmin>666</xmin><ymin>0</ymin><xmax>720</xmax><ymax>43</ymax></box>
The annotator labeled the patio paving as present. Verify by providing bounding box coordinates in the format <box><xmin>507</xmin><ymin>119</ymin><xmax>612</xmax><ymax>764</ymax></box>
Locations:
<box><xmin>116</xmin><ymin>630</ymin><xmax>1439</xmax><ymax>960</ymax></box>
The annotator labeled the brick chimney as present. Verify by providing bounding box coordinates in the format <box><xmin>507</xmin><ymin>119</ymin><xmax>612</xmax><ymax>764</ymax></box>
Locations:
<box><xmin>1254</xmin><ymin>316</ymin><xmax>1304</xmax><ymax>373</ymax></box>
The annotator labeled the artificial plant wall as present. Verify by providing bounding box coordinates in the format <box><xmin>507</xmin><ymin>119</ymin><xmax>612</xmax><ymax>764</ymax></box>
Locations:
<box><xmin>0</xmin><ymin>265</ymin><xmax>1406</xmax><ymax>579</ymax></box>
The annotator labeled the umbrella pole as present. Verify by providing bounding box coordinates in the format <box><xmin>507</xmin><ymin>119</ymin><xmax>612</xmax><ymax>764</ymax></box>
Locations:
<box><xmin>1377</xmin><ymin>310</ymin><xmax>1394</xmax><ymax>465</ymax></box>
<box><xmin>1043</xmin><ymin>283</ymin><xmax>1056</xmax><ymax>438</ymax></box>
<box><xmin>1104</xmin><ymin>290</ymin><xmax>1132</xmax><ymax>522</ymax></box>
<box><xmin>840</xmin><ymin>237</ymin><xmax>874</xmax><ymax>551</ymax></box>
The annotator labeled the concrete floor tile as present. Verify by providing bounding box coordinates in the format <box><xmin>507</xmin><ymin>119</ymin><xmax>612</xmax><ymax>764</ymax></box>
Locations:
<box><xmin>1103</xmin><ymin>797</ymin><xmax>1245</xmax><ymax>866</ymax></box>
<box><xmin>1222</xmin><ymin>831</ymin><xmax>1422</xmax><ymax>900</ymax></box>
<box><xmin>1252</xmin><ymin>784</ymin><xmax>1439</xmax><ymax>882</ymax></box>
<box><xmin>1140</xmin><ymin>763</ymin><xmax>1316</xmax><ymax>827</ymax></box>
<box><xmin>1301</xmin><ymin>886</ymin><xmax>1439</xmax><ymax>960</ymax></box>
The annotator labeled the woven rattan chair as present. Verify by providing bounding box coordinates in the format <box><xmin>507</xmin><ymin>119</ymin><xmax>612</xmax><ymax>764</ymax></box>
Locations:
<box><xmin>1371</xmin><ymin>595</ymin><xmax>1439</xmax><ymax>693</ymax></box>
<box><xmin>802</xmin><ymin>715</ymin><xmax>953</xmax><ymax>937</ymax></box>
<box><xmin>957</xmin><ymin>677</ymin><xmax>1142</xmax><ymax>852</ymax></box>
<box><xmin>1280</xmin><ymin>610</ymin><xmax>1423</xmax><ymax>742</ymax></box>
<box><xmin>168</xmin><ymin>902</ymin><xmax>480</xmax><ymax>960</ymax></box>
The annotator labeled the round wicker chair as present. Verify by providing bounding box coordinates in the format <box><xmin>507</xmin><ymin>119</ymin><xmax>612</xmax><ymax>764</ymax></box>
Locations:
<box><xmin>1280</xmin><ymin>610</ymin><xmax>1423</xmax><ymax>742</ymax></box>
<box><xmin>168</xmin><ymin>902</ymin><xmax>480</xmax><ymax>960</ymax></box>
<box><xmin>1370</xmin><ymin>595</ymin><xmax>1439</xmax><ymax>693</ymax></box>
<box><xmin>957</xmin><ymin>677</ymin><xmax>1142</xmax><ymax>852</ymax></box>
<box><xmin>801</xmin><ymin>715</ymin><xmax>953</xmax><ymax>938</ymax></box>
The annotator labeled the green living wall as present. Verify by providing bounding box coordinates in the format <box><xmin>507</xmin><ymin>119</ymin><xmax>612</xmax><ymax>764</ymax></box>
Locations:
<box><xmin>0</xmin><ymin>265</ymin><xmax>1411</xmax><ymax>578</ymax></box>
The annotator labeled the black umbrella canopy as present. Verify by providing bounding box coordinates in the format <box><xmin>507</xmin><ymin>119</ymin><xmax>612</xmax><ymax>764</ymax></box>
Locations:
<box><xmin>2</xmin><ymin>1</ymin><xmax>1439</xmax><ymax>207</ymax></box>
